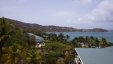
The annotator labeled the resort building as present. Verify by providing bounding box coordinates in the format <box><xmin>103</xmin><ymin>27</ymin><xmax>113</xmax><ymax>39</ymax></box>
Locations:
<box><xmin>28</xmin><ymin>33</ymin><xmax>45</xmax><ymax>48</ymax></box>
<box><xmin>75</xmin><ymin>46</ymin><xmax>113</xmax><ymax>64</ymax></box>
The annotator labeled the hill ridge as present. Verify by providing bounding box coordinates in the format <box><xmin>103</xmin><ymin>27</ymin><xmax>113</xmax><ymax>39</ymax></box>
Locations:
<box><xmin>2</xmin><ymin>18</ymin><xmax>108</xmax><ymax>32</ymax></box>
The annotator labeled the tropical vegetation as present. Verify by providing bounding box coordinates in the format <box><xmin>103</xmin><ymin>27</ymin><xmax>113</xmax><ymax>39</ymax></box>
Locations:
<box><xmin>0</xmin><ymin>17</ymin><xmax>113</xmax><ymax>64</ymax></box>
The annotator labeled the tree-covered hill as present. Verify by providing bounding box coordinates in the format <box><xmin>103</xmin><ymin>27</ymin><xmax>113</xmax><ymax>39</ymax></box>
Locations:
<box><xmin>1</xmin><ymin>17</ymin><xmax>108</xmax><ymax>32</ymax></box>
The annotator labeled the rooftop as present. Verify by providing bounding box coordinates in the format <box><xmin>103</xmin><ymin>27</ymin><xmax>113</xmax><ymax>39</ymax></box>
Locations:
<box><xmin>28</xmin><ymin>33</ymin><xmax>44</xmax><ymax>43</ymax></box>
<box><xmin>75</xmin><ymin>46</ymin><xmax>113</xmax><ymax>64</ymax></box>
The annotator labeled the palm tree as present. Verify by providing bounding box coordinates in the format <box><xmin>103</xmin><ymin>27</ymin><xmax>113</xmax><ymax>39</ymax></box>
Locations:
<box><xmin>66</xmin><ymin>35</ymin><xmax>70</xmax><ymax>40</ymax></box>
<box><xmin>0</xmin><ymin>17</ymin><xmax>25</xmax><ymax>63</ymax></box>
<box><xmin>89</xmin><ymin>36</ymin><xmax>95</xmax><ymax>47</ymax></box>
<box><xmin>94</xmin><ymin>38</ymin><xmax>100</xmax><ymax>47</ymax></box>
<box><xmin>27</xmin><ymin>47</ymin><xmax>42</xmax><ymax>64</ymax></box>
<box><xmin>58</xmin><ymin>33</ymin><xmax>65</xmax><ymax>42</ymax></box>
<box><xmin>99</xmin><ymin>38</ymin><xmax>108</xmax><ymax>48</ymax></box>
<box><xmin>80</xmin><ymin>36</ymin><xmax>84</xmax><ymax>42</ymax></box>
<box><xmin>0</xmin><ymin>17</ymin><xmax>12</xmax><ymax>63</ymax></box>
<box><xmin>71</xmin><ymin>37</ymin><xmax>81</xmax><ymax>47</ymax></box>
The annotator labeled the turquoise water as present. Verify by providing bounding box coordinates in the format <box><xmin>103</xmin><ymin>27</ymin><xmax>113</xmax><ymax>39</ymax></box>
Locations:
<box><xmin>48</xmin><ymin>32</ymin><xmax>113</xmax><ymax>43</ymax></box>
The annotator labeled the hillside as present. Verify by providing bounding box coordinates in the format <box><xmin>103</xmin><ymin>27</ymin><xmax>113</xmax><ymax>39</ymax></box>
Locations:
<box><xmin>3</xmin><ymin>18</ymin><xmax>108</xmax><ymax>32</ymax></box>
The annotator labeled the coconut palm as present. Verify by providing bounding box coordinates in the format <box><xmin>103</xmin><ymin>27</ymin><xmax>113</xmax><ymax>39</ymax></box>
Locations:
<box><xmin>58</xmin><ymin>33</ymin><xmax>65</xmax><ymax>42</ymax></box>
<box><xmin>99</xmin><ymin>38</ymin><xmax>108</xmax><ymax>48</ymax></box>
<box><xmin>0</xmin><ymin>17</ymin><xmax>13</xmax><ymax>63</ymax></box>
<box><xmin>26</xmin><ymin>47</ymin><xmax>42</xmax><ymax>64</ymax></box>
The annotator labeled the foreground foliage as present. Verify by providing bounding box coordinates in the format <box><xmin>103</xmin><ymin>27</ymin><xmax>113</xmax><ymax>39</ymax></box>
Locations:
<box><xmin>0</xmin><ymin>18</ymin><xmax>75</xmax><ymax>64</ymax></box>
<box><xmin>0</xmin><ymin>17</ymin><xmax>113</xmax><ymax>64</ymax></box>
<box><xmin>71</xmin><ymin>36</ymin><xmax>113</xmax><ymax>48</ymax></box>
<box><xmin>0</xmin><ymin>18</ymin><xmax>43</xmax><ymax>64</ymax></box>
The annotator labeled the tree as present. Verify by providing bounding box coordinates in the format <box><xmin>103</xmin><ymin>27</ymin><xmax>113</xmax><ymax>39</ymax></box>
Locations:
<box><xmin>94</xmin><ymin>38</ymin><xmax>100</xmax><ymax>47</ymax></box>
<box><xmin>78</xmin><ymin>36</ymin><xmax>84</xmax><ymax>42</ymax></box>
<box><xmin>99</xmin><ymin>38</ymin><xmax>108</xmax><ymax>48</ymax></box>
<box><xmin>26</xmin><ymin>47</ymin><xmax>42</xmax><ymax>64</ymax></box>
<box><xmin>0</xmin><ymin>17</ymin><xmax>15</xmax><ymax>63</ymax></box>
<box><xmin>89</xmin><ymin>36</ymin><xmax>96</xmax><ymax>47</ymax></box>
<box><xmin>46</xmin><ymin>33</ymin><xmax>58</xmax><ymax>42</ymax></box>
<box><xmin>0</xmin><ymin>18</ymin><xmax>27</xmax><ymax>64</ymax></box>
<box><xmin>71</xmin><ymin>37</ymin><xmax>81</xmax><ymax>47</ymax></box>
<box><xmin>58</xmin><ymin>33</ymin><xmax>65</xmax><ymax>42</ymax></box>
<box><xmin>66</xmin><ymin>35</ymin><xmax>70</xmax><ymax>40</ymax></box>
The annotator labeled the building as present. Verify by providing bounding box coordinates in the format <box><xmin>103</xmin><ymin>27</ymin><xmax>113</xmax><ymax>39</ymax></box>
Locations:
<box><xmin>28</xmin><ymin>33</ymin><xmax>45</xmax><ymax>48</ymax></box>
<box><xmin>75</xmin><ymin>46</ymin><xmax>113</xmax><ymax>64</ymax></box>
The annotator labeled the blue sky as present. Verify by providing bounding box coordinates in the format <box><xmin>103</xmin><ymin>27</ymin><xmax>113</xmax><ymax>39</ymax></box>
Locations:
<box><xmin>0</xmin><ymin>0</ymin><xmax>113</xmax><ymax>29</ymax></box>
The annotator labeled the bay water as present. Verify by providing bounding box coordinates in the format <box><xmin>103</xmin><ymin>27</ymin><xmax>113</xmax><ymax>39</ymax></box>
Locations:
<box><xmin>48</xmin><ymin>32</ymin><xmax>113</xmax><ymax>43</ymax></box>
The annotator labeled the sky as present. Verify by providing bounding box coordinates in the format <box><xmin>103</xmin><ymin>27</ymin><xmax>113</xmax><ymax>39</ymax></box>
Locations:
<box><xmin>0</xmin><ymin>0</ymin><xmax>113</xmax><ymax>29</ymax></box>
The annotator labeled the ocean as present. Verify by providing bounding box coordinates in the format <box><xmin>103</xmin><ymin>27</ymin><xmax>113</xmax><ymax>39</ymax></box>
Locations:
<box><xmin>48</xmin><ymin>32</ymin><xmax>113</xmax><ymax>43</ymax></box>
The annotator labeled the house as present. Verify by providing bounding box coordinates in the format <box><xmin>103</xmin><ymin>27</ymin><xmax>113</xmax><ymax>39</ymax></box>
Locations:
<box><xmin>75</xmin><ymin>46</ymin><xmax>113</xmax><ymax>64</ymax></box>
<box><xmin>28</xmin><ymin>33</ymin><xmax>45</xmax><ymax>48</ymax></box>
<box><xmin>80</xmin><ymin>42</ymin><xmax>89</xmax><ymax>48</ymax></box>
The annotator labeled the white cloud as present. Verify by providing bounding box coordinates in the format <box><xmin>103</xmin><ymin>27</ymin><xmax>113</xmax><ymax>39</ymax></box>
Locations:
<box><xmin>76</xmin><ymin>0</ymin><xmax>113</xmax><ymax>22</ymax></box>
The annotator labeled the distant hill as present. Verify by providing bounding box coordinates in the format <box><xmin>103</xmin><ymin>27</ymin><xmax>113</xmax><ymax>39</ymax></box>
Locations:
<box><xmin>108</xmin><ymin>30</ymin><xmax>113</xmax><ymax>32</ymax></box>
<box><xmin>2</xmin><ymin>18</ymin><xmax>108</xmax><ymax>32</ymax></box>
